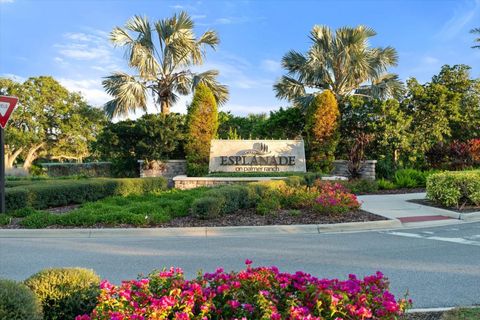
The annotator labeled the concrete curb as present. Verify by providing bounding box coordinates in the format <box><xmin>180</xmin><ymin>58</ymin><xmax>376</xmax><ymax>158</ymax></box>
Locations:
<box><xmin>459</xmin><ymin>211</ymin><xmax>480</xmax><ymax>221</ymax></box>
<box><xmin>0</xmin><ymin>219</ymin><xmax>402</xmax><ymax>238</ymax></box>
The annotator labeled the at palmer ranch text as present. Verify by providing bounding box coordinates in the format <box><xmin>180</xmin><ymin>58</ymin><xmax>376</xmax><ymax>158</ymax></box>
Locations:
<box><xmin>220</xmin><ymin>155</ymin><xmax>296</xmax><ymax>167</ymax></box>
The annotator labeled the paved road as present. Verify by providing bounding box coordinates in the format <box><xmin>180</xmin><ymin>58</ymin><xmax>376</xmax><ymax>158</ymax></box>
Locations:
<box><xmin>1</xmin><ymin>222</ymin><xmax>480</xmax><ymax>309</ymax></box>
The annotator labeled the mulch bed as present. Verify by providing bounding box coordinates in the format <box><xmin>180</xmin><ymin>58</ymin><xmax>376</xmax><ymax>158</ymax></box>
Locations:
<box><xmin>157</xmin><ymin>208</ymin><xmax>386</xmax><ymax>228</ymax></box>
<box><xmin>1</xmin><ymin>208</ymin><xmax>386</xmax><ymax>229</ymax></box>
<box><xmin>408</xmin><ymin>198</ymin><xmax>480</xmax><ymax>213</ymax></box>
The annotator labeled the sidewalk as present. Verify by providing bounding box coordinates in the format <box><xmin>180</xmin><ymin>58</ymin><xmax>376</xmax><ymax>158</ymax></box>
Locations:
<box><xmin>358</xmin><ymin>192</ymin><xmax>480</xmax><ymax>225</ymax></box>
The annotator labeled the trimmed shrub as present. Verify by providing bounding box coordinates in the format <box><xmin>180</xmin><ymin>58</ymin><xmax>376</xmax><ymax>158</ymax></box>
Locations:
<box><xmin>0</xmin><ymin>279</ymin><xmax>43</xmax><ymax>320</ymax></box>
<box><xmin>426</xmin><ymin>170</ymin><xmax>480</xmax><ymax>208</ymax></box>
<box><xmin>0</xmin><ymin>214</ymin><xmax>11</xmax><ymax>226</ymax></box>
<box><xmin>186</xmin><ymin>84</ymin><xmax>218</xmax><ymax>176</ymax></box>
<box><xmin>81</xmin><ymin>262</ymin><xmax>410</xmax><ymax>319</ymax></box>
<box><xmin>40</xmin><ymin>162</ymin><xmax>112</xmax><ymax>177</ymax></box>
<box><xmin>10</xmin><ymin>207</ymin><xmax>40</xmax><ymax>218</ymax></box>
<box><xmin>305</xmin><ymin>90</ymin><xmax>340</xmax><ymax>172</ymax></box>
<box><xmin>6</xmin><ymin>177</ymin><xmax>168</xmax><ymax>211</ymax></box>
<box><xmin>191</xmin><ymin>196</ymin><xmax>223</xmax><ymax>219</ymax></box>
<box><xmin>314</xmin><ymin>181</ymin><xmax>361</xmax><ymax>214</ymax></box>
<box><xmin>20</xmin><ymin>212</ymin><xmax>58</xmax><ymax>228</ymax></box>
<box><xmin>25</xmin><ymin>268</ymin><xmax>100</xmax><ymax>320</ymax></box>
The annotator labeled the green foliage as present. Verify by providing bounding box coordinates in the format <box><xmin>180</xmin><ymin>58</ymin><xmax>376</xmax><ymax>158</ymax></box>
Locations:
<box><xmin>103</xmin><ymin>12</ymin><xmax>228</xmax><ymax>117</ymax></box>
<box><xmin>191</xmin><ymin>196</ymin><xmax>223</xmax><ymax>219</ymax></box>
<box><xmin>0</xmin><ymin>76</ymin><xmax>107</xmax><ymax>169</ymax></box>
<box><xmin>256</xmin><ymin>194</ymin><xmax>282</xmax><ymax>215</ymax></box>
<box><xmin>342</xmin><ymin>179</ymin><xmax>378</xmax><ymax>194</ymax></box>
<box><xmin>0</xmin><ymin>279</ymin><xmax>43</xmax><ymax>320</ymax></box>
<box><xmin>393</xmin><ymin>169</ymin><xmax>435</xmax><ymax>188</ymax></box>
<box><xmin>25</xmin><ymin>268</ymin><xmax>100</xmax><ymax>320</ymax></box>
<box><xmin>20</xmin><ymin>188</ymin><xmax>208</xmax><ymax>228</ymax></box>
<box><xmin>426</xmin><ymin>170</ymin><xmax>480</xmax><ymax>208</ymax></box>
<box><xmin>305</xmin><ymin>90</ymin><xmax>340</xmax><ymax>172</ymax></box>
<box><xmin>442</xmin><ymin>307</ymin><xmax>480</xmax><ymax>320</ymax></box>
<box><xmin>274</xmin><ymin>25</ymin><xmax>401</xmax><ymax>109</ymax></box>
<box><xmin>10</xmin><ymin>207</ymin><xmax>39</xmax><ymax>218</ymax></box>
<box><xmin>186</xmin><ymin>84</ymin><xmax>218</xmax><ymax>176</ymax></box>
<box><xmin>217</xmin><ymin>107</ymin><xmax>305</xmax><ymax>140</ymax></box>
<box><xmin>95</xmin><ymin>113</ymin><xmax>186</xmax><ymax>177</ymax></box>
<box><xmin>0</xmin><ymin>215</ymin><xmax>11</xmax><ymax>226</ymax></box>
<box><xmin>377</xmin><ymin>178</ymin><xmax>397</xmax><ymax>190</ymax></box>
<box><xmin>6</xmin><ymin>177</ymin><xmax>168</xmax><ymax>211</ymax></box>
<box><xmin>40</xmin><ymin>162</ymin><xmax>112</xmax><ymax>178</ymax></box>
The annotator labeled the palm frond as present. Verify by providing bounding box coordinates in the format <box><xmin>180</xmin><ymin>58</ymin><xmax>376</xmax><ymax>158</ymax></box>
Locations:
<box><xmin>102</xmin><ymin>72</ymin><xmax>147</xmax><ymax>119</ymax></box>
<box><xmin>274</xmin><ymin>75</ymin><xmax>306</xmax><ymax>101</ymax></box>
<box><xmin>192</xmin><ymin>70</ymin><xmax>229</xmax><ymax>105</ymax></box>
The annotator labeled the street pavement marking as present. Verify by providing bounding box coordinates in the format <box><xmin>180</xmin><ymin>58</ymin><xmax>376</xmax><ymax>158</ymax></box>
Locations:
<box><xmin>383</xmin><ymin>231</ymin><xmax>480</xmax><ymax>246</ymax></box>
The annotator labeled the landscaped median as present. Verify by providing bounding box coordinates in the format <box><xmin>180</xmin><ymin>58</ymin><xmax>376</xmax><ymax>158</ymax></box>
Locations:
<box><xmin>0</xmin><ymin>175</ymin><xmax>389</xmax><ymax>229</ymax></box>
<box><xmin>0</xmin><ymin>262</ymin><xmax>411</xmax><ymax>320</ymax></box>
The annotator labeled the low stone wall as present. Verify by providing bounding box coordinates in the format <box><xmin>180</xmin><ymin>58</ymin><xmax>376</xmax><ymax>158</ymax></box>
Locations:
<box><xmin>173</xmin><ymin>176</ymin><xmax>285</xmax><ymax>190</ymax></box>
<box><xmin>172</xmin><ymin>175</ymin><xmax>348</xmax><ymax>190</ymax></box>
<box><xmin>332</xmin><ymin>160</ymin><xmax>377</xmax><ymax>180</ymax></box>
<box><xmin>138</xmin><ymin>160</ymin><xmax>187</xmax><ymax>180</ymax></box>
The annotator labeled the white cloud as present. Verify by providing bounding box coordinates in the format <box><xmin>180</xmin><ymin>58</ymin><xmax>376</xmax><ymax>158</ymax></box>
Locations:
<box><xmin>0</xmin><ymin>73</ymin><xmax>25</xmax><ymax>82</ymax></box>
<box><xmin>437</xmin><ymin>0</ymin><xmax>480</xmax><ymax>39</ymax></box>
<box><xmin>261</xmin><ymin>59</ymin><xmax>281</xmax><ymax>72</ymax></box>
<box><xmin>0</xmin><ymin>0</ymin><xmax>14</xmax><ymax>3</ymax></box>
<box><xmin>192</xmin><ymin>14</ymin><xmax>207</xmax><ymax>19</ymax></box>
<box><xmin>55</xmin><ymin>30</ymin><xmax>117</xmax><ymax>64</ymax></box>
<box><xmin>58</xmin><ymin>78</ymin><xmax>111</xmax><ymax>107</ymax></box>
<box><xmin>64</xmin><ymin>32</ymin><xmax>94</xmax><ymax>42</ymax></box>
<box><xmin>422</xmin><ymin>56</ymin><xmax>440</xmax><ymax>65</ymax></box>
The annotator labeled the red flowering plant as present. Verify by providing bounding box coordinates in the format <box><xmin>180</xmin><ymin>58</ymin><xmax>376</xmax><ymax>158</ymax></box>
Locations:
<box><xmin>77</xmin><ymin>260</ymin><xmax>410</xmax><ymax>320</ymax></box>
<box><xmin>313</xmin><ymin>181</ymin><xmax>361</xmax><ymax>214</ymax></box>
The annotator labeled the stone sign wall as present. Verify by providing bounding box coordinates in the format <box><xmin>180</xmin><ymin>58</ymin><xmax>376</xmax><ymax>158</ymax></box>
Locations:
<box><xmin>209</xmin><ymin>139</ymin><xmax>306</xmax><ymax>173</ymax></box>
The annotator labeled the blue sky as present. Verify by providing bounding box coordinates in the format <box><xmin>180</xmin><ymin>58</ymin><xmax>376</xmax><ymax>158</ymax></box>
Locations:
<box><xmin>1</xmin><ymin>0</ymin><xmax>479</xmax><ymax>118</ymax></box>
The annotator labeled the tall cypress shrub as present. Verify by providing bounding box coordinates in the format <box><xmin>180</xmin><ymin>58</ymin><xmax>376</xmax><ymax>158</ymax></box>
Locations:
<box><xmin>186</xmin><ymin>84</ymin><xmax>218</xmax><ymax>176</ymax></box>
<box><xmin>305</xmin><ymin>90</ymin><xmax>340</xmax><ymax>172</ymax></box>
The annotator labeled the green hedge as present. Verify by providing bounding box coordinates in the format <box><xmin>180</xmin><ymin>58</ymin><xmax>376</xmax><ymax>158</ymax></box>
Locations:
<box><xmin>0</xmin><ymin>279</ymin><xmax>43</xmax><ymax>320</ymax></box>
<box><xmin>40</xmin><ymin>162</ymin><xmax>112</xmax><ymax>177</ymax></box>
<box><xmin>5</xmin><ymin>177</ymin><xmax>168</xmax><ymax>212</ymax></box>
<box><xmin>426</xmin><ymin>170</ymin><xmax>480</xmax><ymax>207</ymax></box>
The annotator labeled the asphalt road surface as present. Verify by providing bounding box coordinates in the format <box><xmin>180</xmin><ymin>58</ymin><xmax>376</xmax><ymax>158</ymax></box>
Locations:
<box><xmin>1</xmin><ymin>222</ymin><xmax>480</xmax><ymax>309</ymax></box>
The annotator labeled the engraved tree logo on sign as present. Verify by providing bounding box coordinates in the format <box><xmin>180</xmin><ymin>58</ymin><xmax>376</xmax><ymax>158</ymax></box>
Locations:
<box><xmin>241</xmin><ymin>142</ymin><xmax>271</xmax><ymax>156</ymax></box>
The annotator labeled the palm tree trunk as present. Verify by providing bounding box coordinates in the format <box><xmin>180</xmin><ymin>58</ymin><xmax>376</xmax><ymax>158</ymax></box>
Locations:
<box><xmin>161</xmin><ymin>100</ymin><xmax>170</xmax><ymax>114</ymax></box>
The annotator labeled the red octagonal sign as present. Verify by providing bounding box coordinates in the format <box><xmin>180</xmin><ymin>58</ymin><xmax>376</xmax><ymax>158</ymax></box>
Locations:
<box><xmin>0</xmin><ymin>96</ymin><xmax>18</xmax><ymax>129</ymax></box>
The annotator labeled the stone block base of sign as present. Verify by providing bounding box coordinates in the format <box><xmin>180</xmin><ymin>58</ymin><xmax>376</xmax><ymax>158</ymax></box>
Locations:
<box><xmin>332</xmin><ymin>160</ymin><xmax>377</xmax><ymax>180</ymax></box>
<box><xmin>138</xmin><ymin>160</ymin><xmax>187</xmax><ymax>185</ymax></box>
<box><xmin>172</xmin><ymin>175</ymin><xmax>348</xmax><ymax>190</ymax></box>
<box><xmin>172</xmin><ymin>175</ymin><xmax>285</xmax><ymax>190</ymax></box>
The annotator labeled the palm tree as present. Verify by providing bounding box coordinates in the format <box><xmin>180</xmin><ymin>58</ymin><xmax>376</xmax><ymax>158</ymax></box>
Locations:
<box><xmin>274</xmin><ymin>25</ymin><xmax>403</xmax><ymax>109</ymax></box>
<box><xmin>471</xmin><ymin>28</ymin><xmax>480</xmax><ymax>49</ymax></box>
<box><xmin>103</xmin><ymin>12</ymin><xmax>229</xmax><ymax>118</ymax></box>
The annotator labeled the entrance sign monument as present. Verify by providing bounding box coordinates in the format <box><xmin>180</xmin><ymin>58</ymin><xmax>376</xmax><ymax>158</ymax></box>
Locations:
<box><xmin>209</xmin><ymin>139</ymin><xmax>306</xmax><ymax>173</ymax></box>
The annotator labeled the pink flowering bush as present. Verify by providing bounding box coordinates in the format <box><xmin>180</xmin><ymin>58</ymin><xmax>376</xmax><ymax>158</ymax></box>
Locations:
<box><xmin>313</xmin><ymin>181</ymin><xmax>361</xmax><ymax>214</ymax></box>
<box><xmin>77</xmin><ymin>261</ymin><xmax>410</xmax><ymax>320</ymax></box>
